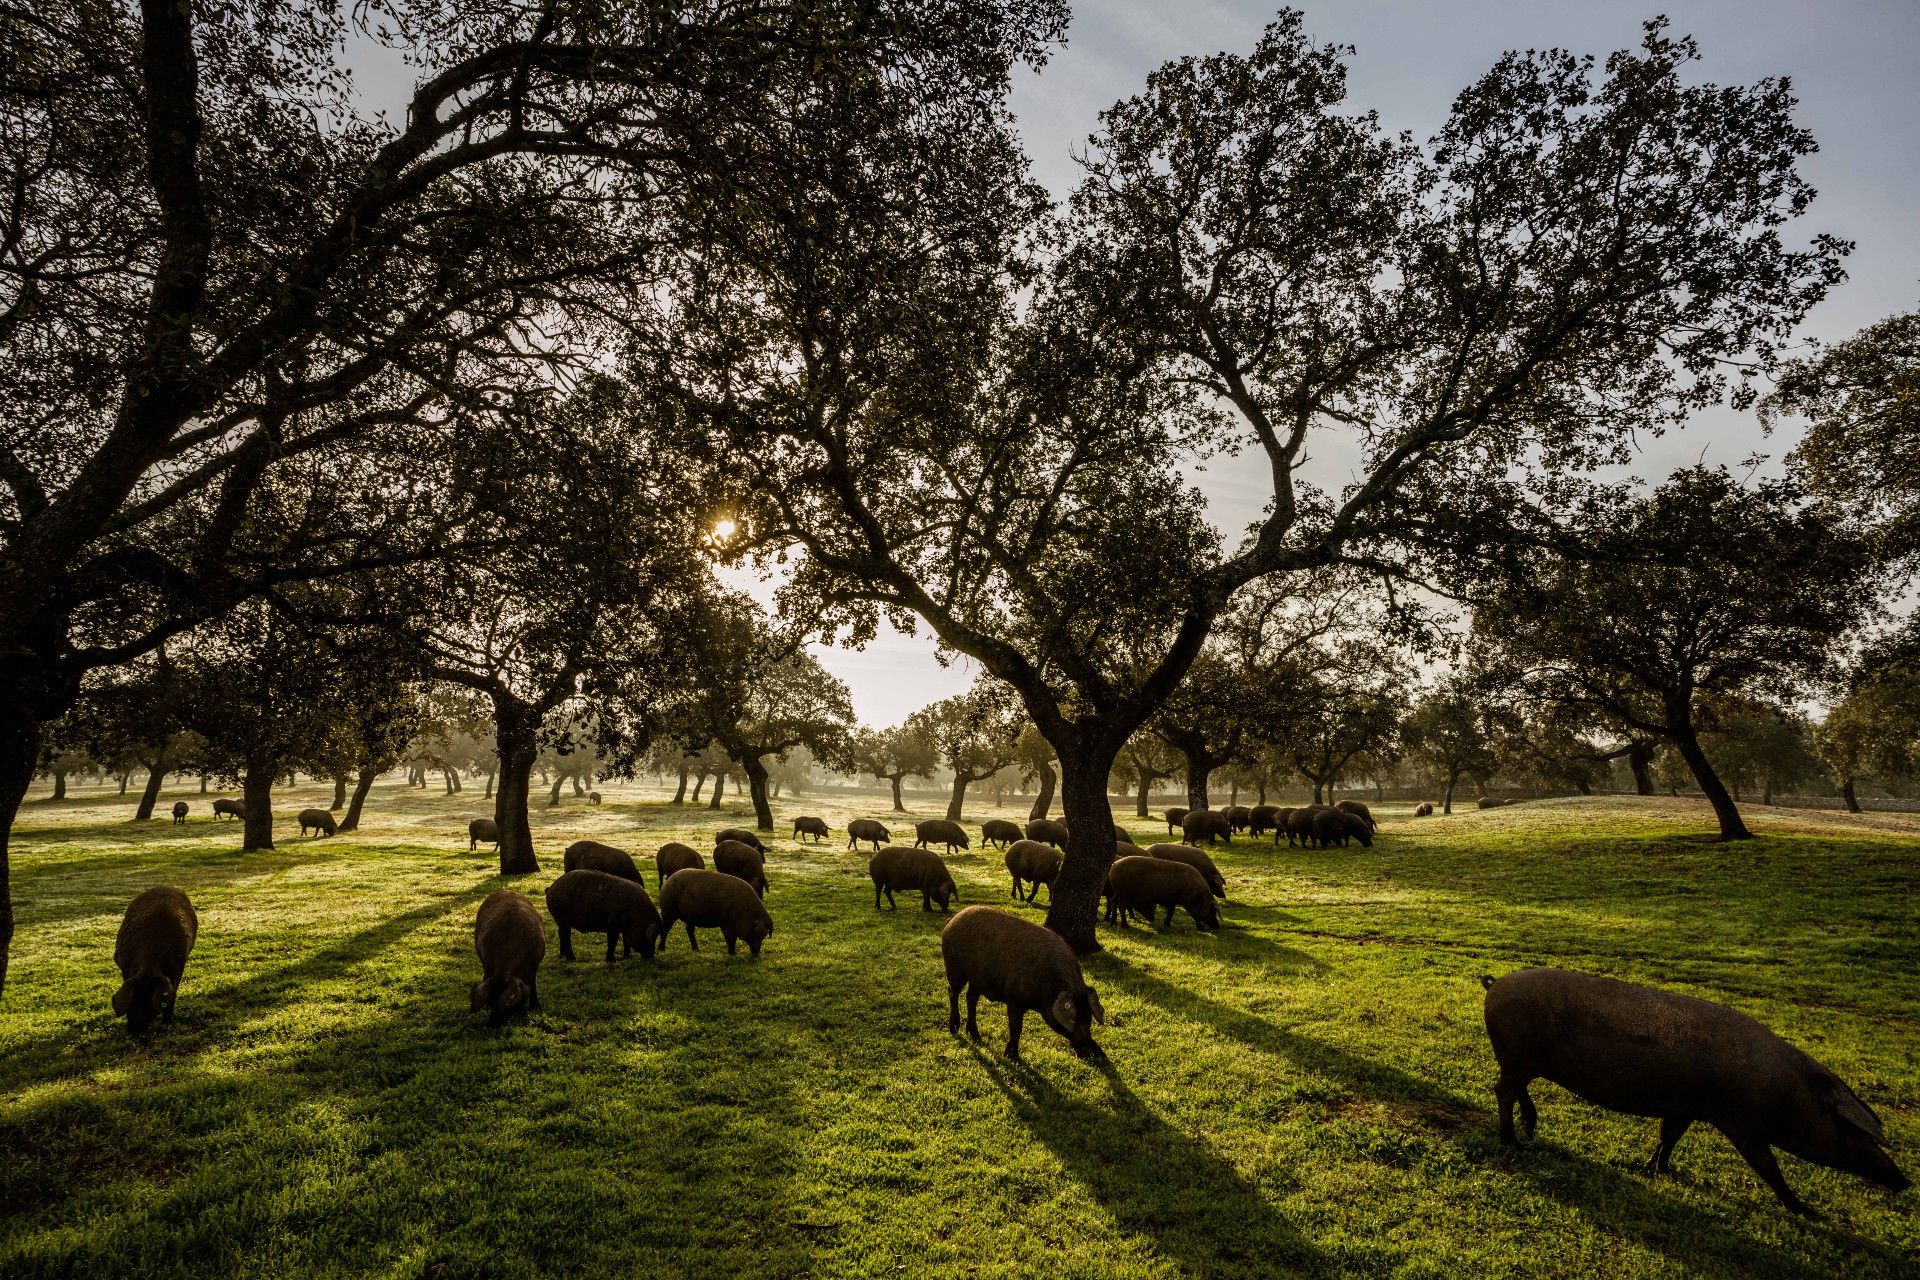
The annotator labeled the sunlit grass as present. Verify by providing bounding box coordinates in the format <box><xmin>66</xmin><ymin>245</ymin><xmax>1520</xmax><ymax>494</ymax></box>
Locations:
<box><xmin>2</xmin><ymin>782</ymin><xmax>1915</xmax><ymax>1277</ymax></box>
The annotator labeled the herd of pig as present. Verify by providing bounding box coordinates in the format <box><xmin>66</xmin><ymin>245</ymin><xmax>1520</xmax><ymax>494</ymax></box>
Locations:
<box><xmin>103</xmin><ymin>804</ymin><xmax>1907</xmax><ymax>1220</ymax></box>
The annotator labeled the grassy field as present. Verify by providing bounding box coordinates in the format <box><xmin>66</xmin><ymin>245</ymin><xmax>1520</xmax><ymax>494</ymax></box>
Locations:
<box><xmin>1</xmin><ymin>780</ymin><xmax>1916</xmax><ymax>1279</ymax></box>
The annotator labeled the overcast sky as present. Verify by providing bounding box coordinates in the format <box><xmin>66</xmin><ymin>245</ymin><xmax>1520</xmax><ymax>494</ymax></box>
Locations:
<box><xmin>359</xmin><ymin>3</ymin><xmax>1920</xmax><ymax>726</ymax></box>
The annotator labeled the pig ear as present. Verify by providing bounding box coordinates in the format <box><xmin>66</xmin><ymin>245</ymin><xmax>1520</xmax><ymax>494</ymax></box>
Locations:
<box><xmin>1087</xmin><ymin>988</ymin><xmax>1106</xmax><ymax>1026</ymax></box>
<box><xmin>112</xmin><ymin>983</ymin><xmax>134</xmax><ymax>1016</ymax></box>
<box><xmin>1050</xmin><ymin>991</ymin><xmax>1078</xmax><ymax>1031</ymax></box>
<box><xmin>1827</xmin><ymin>1080</ymin><xmax>1886</xmax><ymax>1140</ymax></box>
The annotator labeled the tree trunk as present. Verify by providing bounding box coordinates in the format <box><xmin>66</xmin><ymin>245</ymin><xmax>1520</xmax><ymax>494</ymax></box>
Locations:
<box><xmin>134</xmin><ymin>762</ymin><xmax>166</xmax><ymax>820</ymax></box>
<box><xmin>331</xmin><ymin>773</ymin><xmax>348</xmax><ymax>810</ymax></box>
<box><xmin>1310</xmin><ymin>778</ymin><xmax>1324</xmax><ymax>805</ymax></box>
<box><xmin>1762</xmin><ymin>777</ymin><xmax>1774</xmax><ymax>806</ymax></box>
<box><xmin>1183</xmin><ymin>749</ymin><xmax>1212</xmax><ymax>811</ymax></box>
<box><xmin>708</xmin><ymin>772</ymin><xmax>725</xmax><ymax>809</ymax></box>
<box><xmin>1628</xmin><ymin>741</ymin><xmax>1655</xmax><ymax>795</ymax></box>
<box><xmin>672</xmin><ymin>766</ymin><xmax>689</xmax><ymax>804</ymax></box>
<box><xmin>117</xmin><ymin>770</ymin><xmax>131</xmax><ymax>795</ymax></box>
<box><xmin>743</xmin><ymin>755</ymin><xmax>774</xmax><ymax>831</ymax></box>
<box><xmin>691</xmin><ymin>771</ymin><xmax>708</xmax><ymax>802</ymax></box>
<box><xmin>0</xmin><ymin>717</ymin><xmax>45</xmax><ymax>998</ymax></box>
<box><xmin>891</xmin><ymin>774</ymin><xmax>906</xmax><ymax>811</ymax></box>
<box><xmin>443</xmin><ymin>768</ymin><xmax>457</xmax><ymax>796</ymax></box>
<box><xmin>1668</xmin><ymin>717</ymin><xmax>1751</xmax><ymax>841</ymax></box>
<box><xmin>484</xmin><ymin>768</ymin><xmax>495</xmax><ymax>800</ymax></box>
<box><xmin>1028</xmin><ymin>760</ymin><xmax>1055</xmax><ymax>821</ymax></box>
<box><xmin>1442</xmin><ymin>773</ymin><xmax>1457</xmax><ymax>815</ymax></box>
<box><xmin>1044</xmin><ymin>748</ymin><xmax>1122</xmax><ymax>954</ymax></box>
<box><xmin>241</xmin><ymin>762</ymin><xmax>275</xmax><ymax>851</ymax></box>
<box><xmin>945</xmin><ymin>773</ymin><xmax>969</xmax><ymax>822</ymax></box>
<box><xmin>1134</xmin><ymin>767</ymin><xmax>1155</xmax><ymax>818</ymax></box>
<box><xmin>492</xmin><ymin>697</ymin><xmax>540</xmax><ymax>874</ymax></box>
<box><xmin>51</xmin><ymin>769</ymin><xmax>67</xmax><ymax>801</ymax></box>
<box><xmin>1229</xmin><ymin>781</ymin><xmax>1239</xmax><ymax>806</ymax></box>
<box><xmin>1577</xmin><ymin>777</ymin><xmax>1592</xmax><ymax>796</ymax></box>
<box><xmin>339</xmin><ymin>766</ymin><xmax>378</xmax><ymax>833</ymax></box>
<box><xmin>572</xmin><ymin>773</ymin><xmax>586</xmax><ymax>797</ymax></box>
<box><xmin>1842</xmin><ymin>778</ymin><xmax>1861</xmax><ymax>813</ymax></box>
<box><xmin>198</xmin><ymin>773</ymin><xmax>207</xmax><ymax>795</ymax></box>
<box><xmin>1259</xmin><ymin>779</ymin><xmax>1269</xmax><ymax>804</ymax></box>
<box><xmin>547</xmin><ymin>769</ymin><xmax>565</xmax><ymax>807</ymax></box>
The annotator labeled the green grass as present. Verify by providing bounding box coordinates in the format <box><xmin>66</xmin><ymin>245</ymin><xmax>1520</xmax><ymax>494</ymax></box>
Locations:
<box><xmin>2</xmin><ymin>782</ymin><xmax>1917</xmax><ymax>1279</ymax></box>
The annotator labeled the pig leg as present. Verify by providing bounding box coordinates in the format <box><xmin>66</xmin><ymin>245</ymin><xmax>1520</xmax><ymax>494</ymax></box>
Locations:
<box><xmin>1005</xmin><ymin>1007</ymin><xmax>1025</xmax><ymax>1061</ymax></box>
<box><xmin>947</xmin><ymin>979</ymin><xmax>963</xmax><ymax>1034</ymax></box>
<box><xmin>558</xmin><ymin>925</ymin><xmax>574</xmax><ymax>961</ymax></box>
<box><xmin>1647</xmin><ymin>1116</ymin><xmax>1692</xmax><ymax>1174</ymax></box>
<box><xmin>1495</xmin><ymin>1071</ymin><xmax>1535</xmax><ymax>1145</ymax></box>
<box><xmin>605</xmin><ymin>931</ymin><xmax>619</xmax><ymax>963</ymax></box>
<box><xmin>966</xmin><ymin>988</ymin><xmax>982</xmax><ymax>1042</ymax></box>
<box><xmin>1724</xmin><ymin>1129</ymin><xmax>1814</xmax><ymax>1216</ymax></box>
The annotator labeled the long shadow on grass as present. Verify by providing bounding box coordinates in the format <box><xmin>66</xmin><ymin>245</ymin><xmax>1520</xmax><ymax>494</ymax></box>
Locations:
<box><xmin>1109</xmin><ymin>956</ymin><xmax>1911</xmax><ymax>1278</ymax></box>
<box><xmin>0</xmin><ymin>889</ymin><xmax>486</xmax><ymax>1098</ymax></box>
<box><xmin>10</xmin><ymin>845</ymin><xmax>339</xmax><ymax>929</ymax></box>
<box><xmin>975</xmin><ymin>1046</ymin><xmax>1325</xmax><ymax>1277</ymax></box>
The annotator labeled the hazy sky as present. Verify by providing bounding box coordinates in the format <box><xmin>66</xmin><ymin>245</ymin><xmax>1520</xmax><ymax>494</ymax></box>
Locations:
<box><xmin>797</xmin><ymin>0</ymin><xmax>1920</xmax><ymax>726</ymax></box>
<box><xmin>355</xmin><ymin>3</ymin><xmax>1920</xmax><ymax>726</ymax></box>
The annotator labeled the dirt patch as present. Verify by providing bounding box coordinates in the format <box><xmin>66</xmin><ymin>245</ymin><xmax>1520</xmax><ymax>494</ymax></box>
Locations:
<box><xmin>1326</xmin><ymin>1096</ymin><xmax>1488</xmax><ymax>1135</ymax></box>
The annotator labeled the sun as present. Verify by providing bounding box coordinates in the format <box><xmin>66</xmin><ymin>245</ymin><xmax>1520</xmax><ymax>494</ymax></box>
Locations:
<box><xmin>711</xmin><ymin>518</ymin><xmax>737</xmax><ymax>541</ymax></box>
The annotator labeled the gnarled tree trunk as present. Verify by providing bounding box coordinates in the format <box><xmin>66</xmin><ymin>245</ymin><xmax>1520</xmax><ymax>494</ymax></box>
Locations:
<box><xmin>1028</xmin><ymin>760</ymin><xmax>1055</xmax><ymax>820</ymax></box>
<box><xmin>1628</xmin><ymin>741</ymin><xmax>1655</xmax><ymax>796</ymax></box>
<box><xmin>890</xmin><ymin>773</ymin><xmax>907</xmax><ymax>811</ymax></box>
<box><xmin>742</xmin><ymin>755</ymin><xmax>774</xmax><ymax>831</ymax></box>
<box><xmin>945</xmin><ymin>773</ymin><xmax>970</xmax><ymax>822</ymax></box>
<box><xmin>0</xmin><ymin>718</ymin><xmax>45</xmax><ymax>998</ymax></box>
<box><xmin>708</xmin><ymin>772</ymin><xmax>725</xmax><ymax>809</ymax></box>
<box><xmin>134</xmin><ymin>761</ymin><xmax>167</xmax><ymax>820</ymax></box>
<box><xmin>1667</xmin><ymin>714</ymin><xmax>1751</xmax><ymax>841</ymax></box>
<box><xmin>492</xmin><ymin>696</ymin><xmax>540</xmax><ymax>874</ymax></box>
<box><xmin>331</xmin><ymin>773</ymin><xmax>347</xmax><ymax>810</ymax></box>
<box><xmin>339</xmin><ymin>765</ymin><xmax>378</xmax><ymax>832</ymax></box>
<box><xmin>672</xmin><ymin>766</ymin><xmax>689</xmax><ymax>804</ymax></box>
<box><xmin>1044</xmin><ymin>749</ymin><xmax>1122</xmax><ymax>954</ymax></box>
<box><xmin>241</xmin><ymin>762</ymin><xmax>275</xmax><ymax>851</ymax></box>
<box><xmin>1842</xmin><ymin>777</ymin><xmax>1861</xmax><ymax>813</ymax></box>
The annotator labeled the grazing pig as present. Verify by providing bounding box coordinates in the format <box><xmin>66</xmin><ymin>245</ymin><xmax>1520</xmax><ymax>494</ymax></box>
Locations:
<box><xmin>1334</xmin><ymin>800</ymin><xmax>1374</xmax><ymax>829</ymax></box>
<box><xmin>587</xmin><ymin>791</ymin><xmax>602</xmax><ymax>805</ymax></box>
<box><xmin>1311</xmin><ymin>808</ymin><xmax>1373</xmax><ymax>848</ymax></box>
<box><xmin>1476</xmin><ymin>795</ymin><xmax>1508</xmax><ymax>809</ymax></box>
<box><xmin>656</xmin><ymin>841</ymin><xmax>705</xmax><ymax>884</ymax></box>
<box><xmin>1483</xmin><ymin>968</ymin><xmax>1909</xmax><ymax>1216</ymax></box>
<box><xmin>212</xmin><ymin>798</ymin><xmax>246</xmax><ymax>821</ymax></box>
<box><xmin>470</xmin><ymin>890</ymin><xmax>544</xmax><ymax>1024</ymax></box>
<box><xmin>171</xmin><ymin>802</ymin><xmax>188</xmax><ymax>825</ymax></box>
<box><xmin>1104</xmin><ymin>855</ymin><xmax>1219</xmax><ymax>931</ymax></box>
<box><xmin>714</xmin><ymin>839</ymin><xmax>769</xmax><ymax>897</ymax></box>
<box><xmin>298</xmin><ymin>807</ymin><xmax>337</xmax><ymax>838</ymax></box>
<box><xmin>112</xmin><ymin>886</ymin><xmax>198</xmax><ymax>1034</ymax></box>
<box><xmin>1225</xmin><ymin>805</ymin><xmax>1252</xmax><ymax>832</ymax></box>
<box><xmin>1248</xmin><ymin>805</ymin><xmax>1280</xmax><ymax>838</ymax></box>
<box><xmin>1285</xmin><ymin>806</ymin><xmax>1327</xmax><ymax>845</ymax></box>
<box><xmin>980</xmin><ymin>818</ymin><xmax>1023</xmax><ymax>849</ymax></box>
<box><xmin>658</xmin><ymin>868</ymin><xmax>774</xmax><ymax>957</ymax></box>
<box><xmin>1271</xmin><ymin>806</ymin><xmax>1297</xmax><ymax>844</ymax></box>
<box><xmin>1414</xmin><ymin>801</ymin><xmax>1434</xmax><ymax>817</ymax></box>
<box><xmin>870</xmin><ymin>846</ymin><xmax>959</xmax><ymax>913</ymax></box>
<box><xmin>1025</xmin><ymin>818</ymin><xmax>1069</xmax><ymax>847</ymax></box>
<box><xmin>915</xmin><ymin>818</ymin><xmax>971</xmax><ymax>854</ymax></box>
<box><xmin>792</xmin><ymin>815</ymin><xmax>831</xmax><ymax>843</ymax></box>
<box><xmin>941</xmin><ymin>906</ymin><xmax>1106</xmax><ymax>1061</ymax></box>
<box><xmin>1145</xmin><ymin>843</ymin><xmax>1226</xmax><ymax>898</ymax></box>
<box><xmin>564</xmin><ymin>839</ymin><xmax>644</xmax><ymax>885</ymax></box>
<box><xmin>544</xmin><ymin>869</ymin><xmax>661</xmax><ymax>962</ymax></box>
<box><xmin>468</xmin><ymin>817</ymin><xmax>500</xmax><ymax>851</ymax></box>
<box><xmin>1164</xmin><ymin>807</ymin><xmax>1190</xmax><ymax>835</ymax></box>
<box><xmin>847</xmin><ymin>819</ymin><xmax>891</xmax><ymax>852</ymax></box>
<box><xmin>714</xmin><ymin>828</ymin><xmax>767</xmax><ymax>853</ymax></box>
<box><xmin>1181</xmin><ymin>809</ymin><xmax>1232</xmax><ymax>845</ymax></box>
<box><xmin>1003</xmin><ymin>839</ymin><xmax>1063</xmax><ymax>904</ymax></box>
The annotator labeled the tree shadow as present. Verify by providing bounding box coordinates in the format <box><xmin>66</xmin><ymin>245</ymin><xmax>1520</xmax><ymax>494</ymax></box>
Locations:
<box><xmin>1106</xmin><ymin>956</ymin><xmax>1911</xmax><ymax>1279</ymax></box>
<box><xmin>972</xmin><ymin>1046</ymin><xmax>1326</xmax><ymax>1277</ymax></box>
<box><xmin>1097</xmin><ymin>916</ymin><xmax>1328</xmax><ymax>975</ymax></box>
<box><xmin>10</xmin><ymin>848</ymin><xmax>341</xmax><ymax>929</ymax></box>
